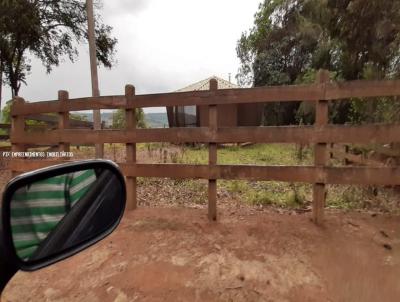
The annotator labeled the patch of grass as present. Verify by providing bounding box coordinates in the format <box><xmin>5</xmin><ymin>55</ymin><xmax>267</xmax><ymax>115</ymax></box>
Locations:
<box><xmin>327</xmin><ymin>186</ymin><xmax>362</xmax><ymax>210</ymax></box>
<box><xmin>69</xmin><ymin>142</ymin><xmax>399</xmax><ymax>212</ymax></box>
<box><xmin>326</xmin><ymin>185</ymin><xmax>400</xmax><ymax>214</ymax></box>
<box><xmin>0</xmin><ymin>141</ymin><xmax>10</xmax><ymax>147</ymax></box>
<box><xmin>184</xmin><ymin>179</ymin><xmax>207</xmax><ymax>205</ymax></box>
<box><xmin>136</xmin><ymin>144</ymin><xmax>315</xmax><ymax>209</ymax></box>
<box><xmin>138</xmin><ymin>142</ymin><xmax>170</xmax><ymax>152</ymax></box>
<box><xmin>220</xmin><ymin>180</ymin><xmax>311</xmax><ymax>208</ymax></box>
<box><xmin>223</xmin><ymin>180</ymin><xmax>248</xmax><ymax>194</ymax></box>
<box><xmin>180</xmin><ymin>143</ymin><xmax>313</xmax><ymax>166</ymax></box>
<box><xmin>245</xmin><ymin>189</ymin><xmax>274</xmax><ymax>206</ymax></box>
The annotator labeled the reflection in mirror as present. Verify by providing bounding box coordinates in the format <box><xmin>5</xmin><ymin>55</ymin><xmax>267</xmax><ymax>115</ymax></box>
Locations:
<box><xmin>10</xmin><ymin>167</ymin><xmax>124</xmax><ymax>262</ymax></box>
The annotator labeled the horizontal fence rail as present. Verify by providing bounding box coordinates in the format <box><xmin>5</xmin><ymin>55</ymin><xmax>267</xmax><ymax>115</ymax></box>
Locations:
<box><xmin>10</xmin><ymin>124</ymin><xmax>400</xmax><ymax>145</ymax></box>
<box><xmin>9</xmin><ymin>70</ymin><xmax>400</xmax><ymax>225</ymax></box>
<box><xmin>10</xmin><ymin>160</ymin><xmax>400</xmax><ymax>186</ymax></box>
<box><xmin>10</xmin><ymin>79</ymin><xmax>400</xmax><ymax>115</ymax></box>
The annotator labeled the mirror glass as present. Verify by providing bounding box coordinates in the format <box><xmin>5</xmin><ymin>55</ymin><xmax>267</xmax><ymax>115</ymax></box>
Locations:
<box><xmin>9</xmin><ymin>167</ymin><xmax>124</xmax><ymax>262</ymax></box>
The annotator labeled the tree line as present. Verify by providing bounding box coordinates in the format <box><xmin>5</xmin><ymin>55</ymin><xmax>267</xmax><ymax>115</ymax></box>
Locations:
<box><xmin>0</xmin><ymin>1</ymin><xmax>150</xmax><ymax>128</ymax></box>
<box><xmin>237</xmin><ymin>0</ymin><xmax>400</xmax><ymax>125</ymax></box>
<box><xmin>0</xmin><ymin>0</ymin><xmax>117</xmax><ymax>107</ymax></box>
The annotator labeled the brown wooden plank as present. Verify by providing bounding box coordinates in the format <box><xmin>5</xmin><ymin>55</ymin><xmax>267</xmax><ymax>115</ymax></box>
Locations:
<box><xmin>324</xmin><ymin>167</ymin><xmax>400</xmax><ymax>185</ymax></box>
<box><xmin>133</xmin><ymin>84</ymin><xmax>324</xmax><ymax>108</ymax></box>
<box><xmin>11</xmin><ymin>124</ymin><xmax>400</xmax><ymax>145</ymax></box>
<box><xmin>209</xmin><ymin>143</ymin><xmax>217</xmax><ymax>164</ymax></box>
<box><xmin>216</xmin><ymin>125</ymin><xmax>400</xmax><ymax>144</ymax></box>
<box><xmin>58</xmin><ymin>90</ymin><xmax>70</xmax><ymax>156</ymax></box>
<box><xmin>136</xmin><ymin>128</ymin><xmax>212</xmax><ymax>142</ymax></box>
<box><xmin>217</xmin><ymin>165</ymin><xmax>321</xmax><ymax>182</ymax></box>
<box><xmin>11</xmin><ymin>79</ymin><xmax>400</xmax><ymax>116</ymax></box>
<box><xmin>328</xmin><ymin>145</ymin><xmax>384</xmax><ymax>167</ymax></box>
<box><xmin>315</xmin><ymin>143</ymin><xmax>328</xmax><ymax>165</ymax></box>
<box><xmin>208</xmin><ymin>79</ymin><xmax>218</xmax><ymax>221</ymax></box>
<box><xmin>125</xmin><ymin>84</ymin><xmax>137</xmax><ymax>211</ymax></box>
<box><xmin>120</xmin><ymin>164</ymin><xmax>319</xmax><ymax>182</ymax></box>
<box><xmin>326</xmin><ymin>79</ymin><xmax>400</xmax><ymax>100</ymax></box>
<box><xmin>119</xmin><ymin>163</ymin><xmax>209</xmax><ymax>179</ymax></box>
<box><xmin>11</xmin><ymin>98</ymin><xmax>27</xmax><ymax>177</ymax></box>
<box><xmin>119</xmin><ymin>164</ymin><xmax>303</xmax><ymax>181</ymax></box>
<box><xmin>0</xmin><ymin>124</ymin><xmax>11</xmax><ymax>129</ymax></box>
<box><xmin>10</xmin><ymin>160</ymin><xmax>400</xmax><ymax>186</ymax></box>
<box><xmin>313</xmin><ymin>70</ymin><xmax>330</xmax><ymax>225</ymax></box>
<box><xmin>10</xmin><ymin>159</ymin><xmax>68</xmax><ymax>172</ymax></box>
<box><xmin>121</xmin><ymin>164</ymin><xmax>400</xmax><ymax>185</ymax></box>
<box><xmin>11</xmin><ymin>129</ymin><xmax>132</xmax><ymax>144</ymax></box>
<box><xmin>11</xmin><ymin>96</ymin><xmax>126</xmax><ymax>116</ymax></box>
<box><xmin>11</xmin><ymin>85</ymin><xmax>323</xmax><ymax>115</ymax></box>
<box><xmin>370</xmin><ymin>145</ymin><xmax>400</xmax><ymax>158</ymax></box>
<box><xmin>313</xmin><ymin>183</ymin><xmax>325</xmax><ymax>223</ymax></box>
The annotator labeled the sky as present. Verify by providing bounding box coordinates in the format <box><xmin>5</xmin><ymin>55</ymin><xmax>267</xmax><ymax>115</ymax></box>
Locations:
<box><xmin>1</xmin><ymin>0</ymin><xmax>261</xmax><ymax>113</ymax></box>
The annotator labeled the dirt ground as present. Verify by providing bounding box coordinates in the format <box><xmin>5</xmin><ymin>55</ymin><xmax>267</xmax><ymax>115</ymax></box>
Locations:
<box><xmin>0</xmin><ymin>148</ymin><xmax>399</xmax><ymax>302</ymax></box>
<box><xmin>2</xmin><ymin>204</ymin><xmax>400</xmax><ymax>302</ymax></box>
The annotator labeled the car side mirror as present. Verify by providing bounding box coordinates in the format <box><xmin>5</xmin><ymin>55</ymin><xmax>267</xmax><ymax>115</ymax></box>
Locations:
<box><xmin>0</xmin><ymin>160</ymin><xmax>126</xmax><ymax>292</ymax></box>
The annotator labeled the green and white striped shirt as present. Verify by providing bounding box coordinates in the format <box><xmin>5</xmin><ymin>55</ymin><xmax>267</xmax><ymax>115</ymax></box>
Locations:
<box><xmin>10</xmin><ymin>170</ymin><xmax>96</xmax><ymax>259</ymax></box>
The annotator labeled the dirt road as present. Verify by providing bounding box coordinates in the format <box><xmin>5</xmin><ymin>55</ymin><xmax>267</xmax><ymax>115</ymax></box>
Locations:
<box><xmin>3</xmin><ymin>206</ymin><xmax>399</xmax><ymax>302</ymax></box>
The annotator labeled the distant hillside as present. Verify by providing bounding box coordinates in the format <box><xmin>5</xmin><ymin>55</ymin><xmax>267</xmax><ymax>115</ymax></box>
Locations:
<box><xmin>80</xmin><ymin>112</ymin><xmax>113</xmax><ymax>122</ymax></box>
<box><xmin>72</xmin><ymin>111</ymin><xmax>168</xmax><ymax>128</ymax></box>
<box><xmin>145</xmin><ymin>113</ymin><xmax>168</xmax><ymax>128</ymax></box>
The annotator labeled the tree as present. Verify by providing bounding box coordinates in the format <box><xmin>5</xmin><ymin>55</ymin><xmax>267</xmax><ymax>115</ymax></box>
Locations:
<box><xmin>0</xmin><ymin>0</ymin><xmax>117</xmax><ymax>98</ymax></box>
<box><xmin>237</xmin><ymin>0</ymin><xmax>328</xmax><ymax>125</ymax></box>
<box><xmin>0</xmin><ymin>98</ymin><xmax>46</xmax><ymax>129</ymax></box>
<box><xmin>70</xmin><ymin>113</ymin><xmax>89</xmax><ymax>121</ymax></box>
<box><xmin>0</xmin><ymin>59</ymin><xmax>3</xmax><ymax>111</ymax></box>
<box><xmin>237</xmin><ymin>0</ymin><xmax>400</xmax><ymax>125</ymax></box>
<box><xmin>1</xmin><ymin>99</ymin><xmax>12</xmax><ymax>124</ymax></box>
<box><xmin>112</xmin><ymin>109</ymin><xmax>147</xmax><ymax>129</ymax></box>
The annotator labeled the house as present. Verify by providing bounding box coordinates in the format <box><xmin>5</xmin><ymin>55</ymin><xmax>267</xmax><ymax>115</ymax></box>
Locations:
<box><xmin>167</xmin><ymin>76</ymin><xmax>263</xmax><ymax>128</ymax></box>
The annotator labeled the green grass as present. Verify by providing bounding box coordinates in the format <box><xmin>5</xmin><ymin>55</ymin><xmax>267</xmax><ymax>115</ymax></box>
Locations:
<box><xmin>221</xmin><ymin>180</ymin><xmax>312</xmax><ymax>208</ymax></box>
<box><xmin>150</xmin><ymin>143</ymin><xmax>398</xmax><ymax>212</ymax></box>
<box><xmin>170</xmin><ymin>144</ymin><xmax>314</xmax><ymax>208</ymax></box>
<box><xmin>175</xmin><ymin>143</ymin><xmax>313</xmax><ymax>166</ymax></box>
<box><xmin>70</xmin><ymin>142</ymin><xmax>399</xmax><ymax>212</ymax></box>
<box><xmin>0</xmin><ymin>141</ymin><xmax>11</xmax><ymax>147</ymax></box>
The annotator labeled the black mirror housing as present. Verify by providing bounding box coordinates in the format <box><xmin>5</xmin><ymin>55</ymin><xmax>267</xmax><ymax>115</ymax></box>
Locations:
<box><xmin>0</xmin><ymin>160</ymin><xmax>126</xmax><ymax>282</ymax></box>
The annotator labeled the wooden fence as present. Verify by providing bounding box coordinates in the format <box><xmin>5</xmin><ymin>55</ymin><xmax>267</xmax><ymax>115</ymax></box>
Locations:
<box><xmin>0</xmin><ymin>114</ymin><xmax>94</xmax><ymax>140</ymax></box>
<box><xmin>9</xmin><ymin>70</ymin><xmax>400</xmax><ymax>224</ymax></box>
<box><xmin>329</xmin><ymin>143</ymin><xmax>400</xmax><ymax>167</ymax></box>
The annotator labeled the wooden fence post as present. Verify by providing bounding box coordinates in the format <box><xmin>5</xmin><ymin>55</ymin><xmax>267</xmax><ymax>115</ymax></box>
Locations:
<box><xmin>125</xmin><ymin>85</ymin><xmax>137</xmax><ymax>210</ymax></box>
<box><xmin>313</xmin><ymin>70</ymin><xmax>330</xmax><ymax>225</ymax></box>
<box><xmin>58</xmin><ymin>90</ymin><xmax>70</xmax><ymax>158</ymax></box>
<box><xmin>344</xmin><ymin>144</ymin><xmax>350</xmax><ymax>166</ymax></box>
<box><xmin>208</xmin><ymin>79</ymin><xmax>218</xmax><ymax>221</ymax></box>
<box><xmin>11</xmin><ymin>97</ymin><xmax>26</xmax><ymax>177</ymax></box>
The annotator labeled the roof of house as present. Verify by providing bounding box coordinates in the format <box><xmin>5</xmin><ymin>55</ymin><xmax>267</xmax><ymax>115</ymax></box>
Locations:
<box><xmin>175</xmin><ymin>76</ymin><xmax>239</xmax><ymax>92</ymax></box>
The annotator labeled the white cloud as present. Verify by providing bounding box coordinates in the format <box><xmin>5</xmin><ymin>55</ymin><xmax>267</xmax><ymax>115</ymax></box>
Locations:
<box><xmin>1</xmin><ymin>0</ymin><xmax>260</xmax><ymax>113</ymax></box>
<box><xmin>103</xmin><ymin>0</ymin><xmax>149</xmax><ymax>16</ymax></box>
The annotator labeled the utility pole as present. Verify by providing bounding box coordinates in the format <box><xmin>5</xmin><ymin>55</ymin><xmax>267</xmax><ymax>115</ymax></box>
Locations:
<box><xmin>86</xmin><ymin>0</ymin><xmax>103</xmax><ymax>158</ymax></box>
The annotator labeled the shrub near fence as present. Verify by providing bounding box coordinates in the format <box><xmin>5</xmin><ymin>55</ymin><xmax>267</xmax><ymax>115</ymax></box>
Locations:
<box><xmin>9</xmin><ymin>70</ymin><xmax>400</xmax><ymax>224</ymax></box>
